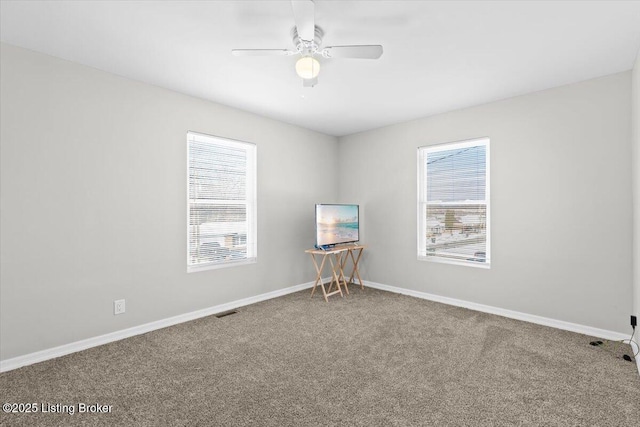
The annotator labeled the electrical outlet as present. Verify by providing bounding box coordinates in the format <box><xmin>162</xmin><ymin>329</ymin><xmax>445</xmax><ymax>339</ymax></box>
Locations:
<box><xmin>631</xmin><ymin>315</ymin><xmax>637</xmax><ymax>328</ymax></box>
<box><xmin>114</xmin><ymin>299</ymin><xmax>125</xmax><ymax>315</ymax></box>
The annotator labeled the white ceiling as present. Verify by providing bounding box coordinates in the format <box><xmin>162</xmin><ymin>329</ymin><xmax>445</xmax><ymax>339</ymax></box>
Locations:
<box><xmin>2</xmin><ymin>1</ymin><xmax>640</xmax><ymax>136</ymax></box>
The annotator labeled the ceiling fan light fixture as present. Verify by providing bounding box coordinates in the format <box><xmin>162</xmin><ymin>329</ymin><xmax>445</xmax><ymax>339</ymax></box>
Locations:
<box><xmin>295</xmin><ymin>56</ymin><xmax>320</xmax><ymax>79</ymax></box>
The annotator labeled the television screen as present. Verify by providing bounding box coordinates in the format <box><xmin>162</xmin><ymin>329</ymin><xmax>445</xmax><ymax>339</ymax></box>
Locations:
<box><xmin>315</xmin><ymin>204</ymin><xmax>359</xmax><ymax>247</ymax></box>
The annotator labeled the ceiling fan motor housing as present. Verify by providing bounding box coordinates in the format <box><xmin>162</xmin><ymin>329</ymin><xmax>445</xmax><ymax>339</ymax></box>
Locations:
<box><xmin>292</xmin><ymin>26</ymin><xmax>324</xmax><ymax>56</ymax></box>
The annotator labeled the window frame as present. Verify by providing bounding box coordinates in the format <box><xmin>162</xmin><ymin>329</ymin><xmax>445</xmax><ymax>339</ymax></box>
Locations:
<box><xmin>417</xmin><ymin>137</ymin><xmax>491</xmax><ymax>269</ymax></box>
<box><xmin>186</xmin><ymin>131</ymin><xmax>257</xmax><ymax>273</ymax></box>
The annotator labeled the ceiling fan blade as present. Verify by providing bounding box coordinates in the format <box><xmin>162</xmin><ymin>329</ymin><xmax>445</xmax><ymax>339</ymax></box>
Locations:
<box><xmin>291</xmin><ymin>0</ymin><xmax>315</xmax><ymax>41</ymax></box>
<box><xmin>322</xmin><ymin>45</ymin><xmax>383</xmax><ymax>59</ymax></box>
<box><xmin>232</xmin><ymin>49</ymin><xmax>295</xmax><ymax>57</ymax></box>
<box><xmin>303</xmin><ymin>77</ymin><xmax>318</xmax><ymax>87</ymax></box>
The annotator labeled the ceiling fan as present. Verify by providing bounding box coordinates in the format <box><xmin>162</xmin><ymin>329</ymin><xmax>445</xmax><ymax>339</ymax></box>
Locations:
<box><xmin>231</xmin><ymin>0</ymin><xmax>383</xmax><ymax>87</ymax></box>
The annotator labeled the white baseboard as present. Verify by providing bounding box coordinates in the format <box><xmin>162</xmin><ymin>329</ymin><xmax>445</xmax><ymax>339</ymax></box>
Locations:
<box><xmin>0</xmin><ymin>280</ymin><xmax>316</xmax><ymax>373</ymax></box>
<box><xmin>362</xmin><ymin>280</ymin><xmax>630</xmax><ymax>340</ymax></box>
<box><xmin>363</xmin><ymin>280</ymin><xmax>640</xmax><ymax>376</ymax></box>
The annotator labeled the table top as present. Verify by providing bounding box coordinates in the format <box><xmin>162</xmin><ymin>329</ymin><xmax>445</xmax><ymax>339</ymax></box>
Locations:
<box><xmin>305</xmin><ymin>244</ymin><xmax>367</xmax><ymax>255</ymax></box>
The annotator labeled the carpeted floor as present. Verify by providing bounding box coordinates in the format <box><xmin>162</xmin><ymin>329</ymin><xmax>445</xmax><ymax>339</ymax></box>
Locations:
<box><xmin>1</xmin><ymin>287</ymin><xmax>639</xmax><ymax>426</ymax></box>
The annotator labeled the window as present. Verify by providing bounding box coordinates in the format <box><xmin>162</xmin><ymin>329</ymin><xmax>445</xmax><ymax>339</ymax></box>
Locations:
<box><xmin>187</xmin><ymin>132</ymin><xmax>256</xmax><ymax>272</ymax></box>
<box><xmin>418</xmin><ymin>137</ymin><xmax>490</xmax><ymax>267</ymax></box>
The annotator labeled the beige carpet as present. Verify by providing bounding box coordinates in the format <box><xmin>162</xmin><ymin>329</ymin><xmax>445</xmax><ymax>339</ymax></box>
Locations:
<box><xmin>1</xmin><ymin>287</ymin><xmax>638</xmax><ymax>426</ymax></box>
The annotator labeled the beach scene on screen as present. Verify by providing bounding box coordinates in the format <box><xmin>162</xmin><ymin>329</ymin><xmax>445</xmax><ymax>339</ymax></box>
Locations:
<box><xmin>316</xmin><ymin>205</ymin><xmax>359</xmax><ymax>246</ymax></box>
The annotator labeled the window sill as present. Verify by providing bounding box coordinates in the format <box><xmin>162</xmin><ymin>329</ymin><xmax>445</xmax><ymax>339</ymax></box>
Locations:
<box><xmin>187</xmin><ymin>258</ymin><xmax>256</xmax><ymax>273</ymax></box>
<box><xmin>417</xmin><ymin>255</ymin><xmax>491</xmax><ymax>269</ymax></box>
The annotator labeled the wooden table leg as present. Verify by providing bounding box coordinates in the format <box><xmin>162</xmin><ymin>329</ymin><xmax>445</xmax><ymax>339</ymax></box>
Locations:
<box><xmin>348</xmin><ymin>248</ymin><xmax>365</xmax><ymax>290</ymax></box>
<box><xmin>310</xmin><ymin>252</ymin><xmax>344</xmax><ymax>302</ymax></box>
<box><xmin>338</xmin><ymin>250</ymin><xmax>350</xmax><ymax>295</ymax></box>
<box><xmin>327</xmin><ymin>251</ymin><xmax>350</xmax><ymax>295</ymax></box>
<box><xmin>309</xmin><ymin>253</ymin><xmax>326</xmax><ymax>299</ymax></box>
<box><xmin>327</xmin><ymin>254</ymin><xmax>344</xmax><ymax>298</ymax></box>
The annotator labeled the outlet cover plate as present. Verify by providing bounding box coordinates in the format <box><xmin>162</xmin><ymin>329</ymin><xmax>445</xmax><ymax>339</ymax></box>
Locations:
<box><xmin>114</xmin><ymin>299</ymin><xmax>125</xmax><ymax>315</ymax></box>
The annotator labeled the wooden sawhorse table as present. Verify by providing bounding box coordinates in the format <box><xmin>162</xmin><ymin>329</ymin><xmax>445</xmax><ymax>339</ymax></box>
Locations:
<box><xmin>305</xmin><ymin>244</ymin><xmax>366</xmax><ymax>302</ymax></box>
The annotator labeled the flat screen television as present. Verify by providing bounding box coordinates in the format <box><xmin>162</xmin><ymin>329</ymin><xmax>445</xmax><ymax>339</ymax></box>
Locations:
<box><xmin>315</xmin><ymin>204</ymin><xmax>359</xmax><ymax>248</ymax></box>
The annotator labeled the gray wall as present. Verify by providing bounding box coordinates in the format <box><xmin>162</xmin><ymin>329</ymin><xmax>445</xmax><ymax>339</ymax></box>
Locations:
<box><xmin>633</xmin><ymin>52</ymin><xmax>640</xmax><ymax>324</ymax></box>
<box><xmin>338</xmin><ymin>72</ymin><xmax>633</xmax><ymax>333</ymax></box>
<box><xmin>0</xmin><ymin>43</ymin><xmax>338</xmax><ymax>360</ymax></box>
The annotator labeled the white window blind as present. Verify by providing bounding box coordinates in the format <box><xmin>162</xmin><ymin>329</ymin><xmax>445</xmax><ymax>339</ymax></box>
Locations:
<box><xmin>418</xmin><ymin>138</ymin><xmax>490</xmax><ymax>267</ymax></box>
<box><xmin>187</xmin><ymin>132</ymin><xmax>256</xmax><ymax>272</ymax></box>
